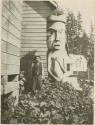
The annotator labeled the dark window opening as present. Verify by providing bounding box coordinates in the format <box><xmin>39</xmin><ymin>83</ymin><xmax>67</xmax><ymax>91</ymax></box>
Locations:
<box><xmin>8</xmin><ymin>74</ymin><xmax>18</xmax><ymax>82</ymax></box>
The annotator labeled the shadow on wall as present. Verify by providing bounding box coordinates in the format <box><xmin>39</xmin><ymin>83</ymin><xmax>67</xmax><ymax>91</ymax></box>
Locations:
<box><xmin>20</xmin><ymin>51</ymin><xmax>37</xmax><ymax>92</ymax></box>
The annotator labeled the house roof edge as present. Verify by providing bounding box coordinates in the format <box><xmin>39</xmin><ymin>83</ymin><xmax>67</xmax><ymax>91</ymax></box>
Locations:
<box><xmin>48</xmin><ymin>0</ymin><xmax>57</xmax><ymax>8</ymax></box>
<box><xmin>23</xmin><ymin>0</ymin><xmax>57</xmax><ymax>8</ymax></box>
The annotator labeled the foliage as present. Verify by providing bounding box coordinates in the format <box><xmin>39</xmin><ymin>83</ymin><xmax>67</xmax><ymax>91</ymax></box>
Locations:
<box><xmin>2</xmin><ymin>78</ymin><xmax>93</xmax><ymax>124</ymax></box>
<box><xmin>65</xmin><ymin>11</ymin><xmax>94</xmax><ymax>80</ymax></box>
<box><xmin>65</xmin><ymin>11</ymin><xmax>90</xmax><ymax>56</ymax></box>
<box><xmin>77</xmin><ymin>12</ymin><xmax>83</xmax><ymax>36</ymax></box>
<box><xmin>66</xmin><ymin>11</ymin><xmax>78</xmax><ymax>54</ymax></box>
<box><xmin>1</xmin><ymin>94</ymin><xmax>17</xmax><ymax>123</ymax></box>
<box><xmin>66</xmin><ymin>11</ymin><xmax>77</xmax><ymax>53</ymax></box>
<box><xmin>87</xmin><ymin>24</ymin><xmax>94</xmax><ymax>69</ymax></box>
<box><xmin>80</xmin><ymin>32</ymin><xmax>89</xmax><ymax>57</ymax></box>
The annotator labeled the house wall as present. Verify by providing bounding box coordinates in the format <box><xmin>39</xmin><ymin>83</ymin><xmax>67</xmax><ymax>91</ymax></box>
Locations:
<box><xmin>67</xmin><ymin>54</ymin><xmax>87</xmax><ymax>76</ymax></box>
<box><xmin>1</xmin><ymin>0</ymin><xmax>22</xmax><ymax>94</ymax></box>
<box><xmin>71</xmin><ymin>57</ymin><xmax>87</xmax><ymax>72</ymax></box>
<box><xmin>21</xmin><ymin>1</ymin><xmax>55</xmax><ymax>77</ymax></box>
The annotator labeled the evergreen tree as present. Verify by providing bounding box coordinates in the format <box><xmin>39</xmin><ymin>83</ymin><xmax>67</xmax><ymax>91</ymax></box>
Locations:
<box><xmin>74</xmin><ymin>12</ymin><xmax>83</xmax><ymax>54</ymax></box>
<box><xmin>81</xmin><ymin>31</ymin><xmax>89</xmax><ymax>57</ymax></box>
<box><xmin>66</xmin><ymin>11</ymin><xmax>88</xmax><ymax>55</ymax></box>
<box><xmin>87</xmin><ymin>23</ymin><xmax>94</xmax><ymax>70</ymax></box>
<box><xmin>90</xmin><ymin>23</ymin><xmax>94</xmax><ymax>44</ymax></box>
<box><xmin>66</xmin><ymin>11</ymin><xmax>77</xmax><ymax>53</ymax></box>
<box><xmin>77</xmin><ymin>12</ymin><xmax>83</xmax><ymax>36</ymax></box>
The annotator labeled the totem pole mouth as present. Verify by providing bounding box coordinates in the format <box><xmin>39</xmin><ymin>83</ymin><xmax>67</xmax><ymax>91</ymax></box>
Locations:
<box><xmin>53</xmin><ymin>43</ymin><xmax>61</xmax><ymax>49</ymax></box>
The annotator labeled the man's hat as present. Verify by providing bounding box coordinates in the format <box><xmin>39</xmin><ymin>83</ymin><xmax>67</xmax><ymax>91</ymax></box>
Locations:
<box><xmin>34</xmin><ymin>52</ymin><xmax>40</xmax><ymax>58</ymax></box>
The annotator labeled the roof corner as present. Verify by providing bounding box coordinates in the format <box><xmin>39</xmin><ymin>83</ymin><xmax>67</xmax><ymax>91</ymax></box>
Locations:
<box><xmin>49</xmin><ymin>0</ymin><xmax>57</xmax><ymax>8</ymax></box>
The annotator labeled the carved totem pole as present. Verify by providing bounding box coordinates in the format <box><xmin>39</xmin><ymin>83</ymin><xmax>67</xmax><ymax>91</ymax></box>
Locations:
<box><xmin>47</xmin><ymin>14</ymin><xmax>82</xmax><ymax>91</ymax></box>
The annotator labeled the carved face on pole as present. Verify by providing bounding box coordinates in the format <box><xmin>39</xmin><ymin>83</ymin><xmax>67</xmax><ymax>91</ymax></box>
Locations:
<box><xmin>47</xmin><ymin>15</ymin><xmax>82</xmax><ymax>90</ymax></box>
<box><xmin>47</xmin><ymin>15</ymin><xmax>70</xmax><ymax>82</ymax></box>
<box><xmin>47</xmin><ymin>22</ymin><xmax>66</xmax><ymax>51</ymax></box>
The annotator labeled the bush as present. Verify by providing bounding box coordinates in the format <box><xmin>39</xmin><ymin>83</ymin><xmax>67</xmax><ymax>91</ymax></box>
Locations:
<box><xmin>2</xmin><ymin>78</ymin><xmax>93</xmax><ymax>124</ymax></box>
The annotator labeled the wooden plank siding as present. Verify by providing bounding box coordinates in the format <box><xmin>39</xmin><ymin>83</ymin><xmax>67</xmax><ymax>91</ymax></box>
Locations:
<box><xmin>21</xmin><ymin>1</ymin><xmax>55</xmax><ymax>77</ymax></box>
<box><xmin>1</xmin><ymin>0</ymin><xmax>22</xmax><ymax>76</ymax></box>
<box><xmin>1</xmin><ymin>0</ymin><xmax>22</xmax><ymax>95</ymax></box>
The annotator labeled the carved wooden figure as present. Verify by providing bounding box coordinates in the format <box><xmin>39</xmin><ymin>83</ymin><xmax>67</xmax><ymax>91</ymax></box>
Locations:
<box><xmin>47</xmin><ymin>14</ymin><xmax>82</xmax><ymax>91</ymax></box>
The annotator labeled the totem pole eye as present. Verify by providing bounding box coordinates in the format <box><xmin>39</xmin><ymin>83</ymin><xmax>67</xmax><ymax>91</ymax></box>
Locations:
<box><xmin>47</xmin><ymin>31</ymin><xmax>51</xmax><ymax>37</ymax></box>
<box><xmin>47</xmin><ymin>29</ymin><xmax>55</xmax><ymax>37</ymax></box>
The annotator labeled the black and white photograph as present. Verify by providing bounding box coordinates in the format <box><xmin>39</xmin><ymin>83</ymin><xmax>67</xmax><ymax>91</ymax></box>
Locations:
<box><xmin>0</xmin><ymin>0</ymin><xmax>95</xmax><ymax>124</ymax></box>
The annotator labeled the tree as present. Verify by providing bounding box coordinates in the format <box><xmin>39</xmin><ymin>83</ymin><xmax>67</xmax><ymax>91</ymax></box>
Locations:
<box><xmin>65</xmin><ymin>11</ymin><xmax>90</xmax><ymax>55</ymax></box>
<box><xmin>80</xmin><ymin>31</ymin><xmax>89</xmax><ymax>57</ymax></box>
<box><xmin>76</xmin><ymin>12</ymin><xmax>83</xmax><ymax>36</ymax></box>
<box><xmin>74</xmin><ymin>12</ymin><xmax>83</xmax><ymax>54</ymax></box>
<box><xmin>89</xmin><ymin>23</ymin><xmax>94</xmax><ymax>58</ymax></box>
<box><xmin>87</xmin><ymin>23</ymin><xmax>94</xmax><ymax>72</ymax></box>
<box><xmin>66</xmin><ymin>11</ymin><xmax>77</xmax><ymax>53</ymax></box>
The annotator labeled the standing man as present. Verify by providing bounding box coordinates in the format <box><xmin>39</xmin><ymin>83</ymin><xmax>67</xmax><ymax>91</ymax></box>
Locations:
<box><xmin>31</xmin><ymin>52</ymin><xmax>44</xmax><ymax>95</ymax></box>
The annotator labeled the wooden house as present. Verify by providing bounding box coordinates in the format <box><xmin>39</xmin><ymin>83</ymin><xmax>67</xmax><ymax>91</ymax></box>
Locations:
<box><xmin>20</xmin><ymin>0</ymin><xmax>56</xmax><ymax>77</ymax></box>
<box><xmin>1</xmin><ymin>0</ymin><xmax>56</xmax><ymax>95</ymax></box>
<box><xmin>66</xmin><ymin>54</ymin><xmax>87</xmax><ymax>75</ymax></box>
<box><xmin>1</xmin><ymin>0</ymin><xmax>23</xmax><ymax>95</ymax></box>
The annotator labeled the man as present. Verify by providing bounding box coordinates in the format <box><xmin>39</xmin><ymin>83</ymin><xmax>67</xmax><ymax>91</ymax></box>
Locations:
<box><xmin>47</xmin><ymin>14</ymin><xmax>82</xmax><ymax>91</ymax></box>
<box><xmin>31</xmin><ymin>53</ymin><xmax>44</xmax><ymax>95</ymax></box>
